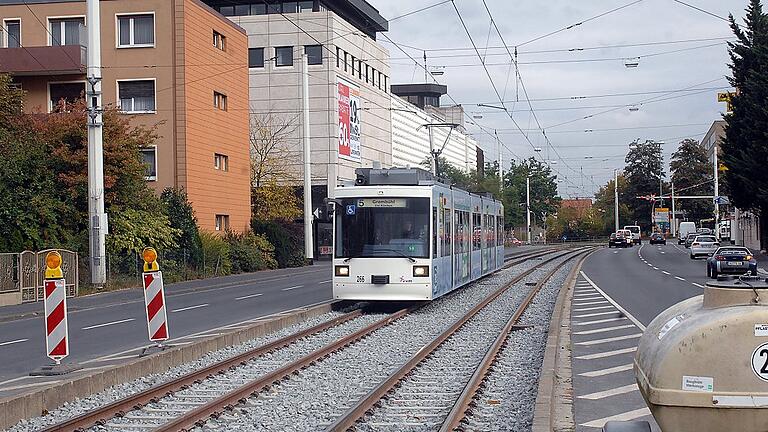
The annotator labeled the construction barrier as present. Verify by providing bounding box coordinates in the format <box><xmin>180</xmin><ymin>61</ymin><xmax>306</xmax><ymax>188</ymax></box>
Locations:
<box><xmin>43</xmin><ymin>252</ymin><xmax>69</xmax><ymax>363</ymax></box>
<box><xmin>142</xmin><ymin>248</ymin><xmax>168</xmax><ymax>343</ymax></box>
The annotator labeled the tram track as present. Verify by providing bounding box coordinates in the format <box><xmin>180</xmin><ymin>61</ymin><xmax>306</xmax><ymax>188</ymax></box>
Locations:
<box><xmin>33</xmin><ymin>247</ymin><xmax>570</xmax><ymax>432</ymax></box>
<box><xmin>326</xmin><ymin>247</ymin><xmax>593</xmax><ymax>432</ymax></box>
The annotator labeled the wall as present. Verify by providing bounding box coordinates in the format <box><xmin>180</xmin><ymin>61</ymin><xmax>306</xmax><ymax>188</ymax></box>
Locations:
<box><xmin>178</xmin><ymin>0</ymin><xmax>250</xmax><ymax>232</ymax></box>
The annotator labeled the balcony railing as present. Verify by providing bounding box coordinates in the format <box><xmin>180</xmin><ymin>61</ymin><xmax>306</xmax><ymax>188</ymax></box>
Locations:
<box><xmin>0</xmin><ymin>44</ymin><xmax>86</xmax><ymax>76</ymax></box>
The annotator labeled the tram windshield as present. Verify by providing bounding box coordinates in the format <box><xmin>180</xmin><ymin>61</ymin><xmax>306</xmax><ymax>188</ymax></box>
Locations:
<box><xmin>335</xmin><ymin>197</ymin><xmax>430</xmax><ymax>259</ymax></box>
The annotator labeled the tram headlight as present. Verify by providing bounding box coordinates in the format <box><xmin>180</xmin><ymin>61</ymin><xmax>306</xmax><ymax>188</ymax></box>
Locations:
<box><xmin>335</xmin><ymin>265</ymin><xmax>350</xmax><ymax>277</ymax></box>
<box><xmin>413</xmin><ymin>266</ymin><xmax>430</xmax><ymax>277</ymax></box>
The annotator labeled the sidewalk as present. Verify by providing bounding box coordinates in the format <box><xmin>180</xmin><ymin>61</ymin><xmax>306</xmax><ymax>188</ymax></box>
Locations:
<box><xmin>0</xmin><ymin>262</ymin><xmax>330</xmax><ymax>323</ymax></box>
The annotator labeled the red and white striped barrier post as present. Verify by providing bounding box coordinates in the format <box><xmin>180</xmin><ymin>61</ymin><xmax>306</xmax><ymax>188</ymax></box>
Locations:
<box><xmin>43</xmin><ymin>251</ymin><xmax>69</xmax><ymax>364</ymax></box>
<box><xmin>142</xmin><ymin>248</ymin><xmax>169</xmax><ymax>347</ymax></box>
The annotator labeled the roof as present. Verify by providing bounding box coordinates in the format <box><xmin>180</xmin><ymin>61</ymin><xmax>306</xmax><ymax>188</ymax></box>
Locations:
<box><xmin>390</xmin><ymin>83</ymin><xmax>448</xmax><ymax>97</ymax></box>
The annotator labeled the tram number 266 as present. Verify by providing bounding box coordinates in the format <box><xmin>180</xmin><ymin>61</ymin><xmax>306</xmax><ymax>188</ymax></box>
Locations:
<box><xmin>357</xmin><ymin>275</ymin><xmax>365</xmax><ymax>283</ymax></box>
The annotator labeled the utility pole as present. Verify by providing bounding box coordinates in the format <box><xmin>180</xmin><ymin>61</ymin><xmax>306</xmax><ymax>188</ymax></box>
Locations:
<box><xmin>714</xmin><ymin>144</ymin><xmax>719</xmax><ymax>228</ymax></box>
<box><xmin>428</xmin><ymin>126</ymin><xmax>436</xmax><ymax>175</ymax></box>
<box><xmin>671</xmin><ymin>182</ymin><xmax>676</xmax><ymax>236</ymax></box>
<box><xmin>86</xmin><ymin>0</ymin><xmax>106</xmax><ymax>285</ymax></box>
<box><xmin>302</xmin><ymin>54</ymin><xmax>314</xmax><ymax>263</ymax></box>
<box><xmin>526</xmin><ymin>176</ymin><xmax>531</xmax><ymax>245</ymax></box>
<box><xmin>614</xmin><ymin>169</ymin><xmax>619</xmax><ymax>232</ymax></box>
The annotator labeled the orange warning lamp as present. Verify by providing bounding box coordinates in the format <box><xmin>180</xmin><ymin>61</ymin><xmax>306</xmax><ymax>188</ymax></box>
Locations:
<box><xmin>142</xmin><ymin>247</ymin><xmax>159</xmax><ymax>272</ymax></box>
<box><xmin>45</xmin><ymin>251</ymin><xmax>64</xmax><ymax>279</ymax></box>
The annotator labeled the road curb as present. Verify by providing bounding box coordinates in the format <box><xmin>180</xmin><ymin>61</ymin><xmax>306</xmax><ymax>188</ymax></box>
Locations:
<box><xmin>532</xmin><ymin>249</ymin><xmax>593</xmax><ymax>432</ymax></box>
<box><xmin>0</xmin><ymin>301</ymin><xmax>335</xmax><ymax>430</ymax></box>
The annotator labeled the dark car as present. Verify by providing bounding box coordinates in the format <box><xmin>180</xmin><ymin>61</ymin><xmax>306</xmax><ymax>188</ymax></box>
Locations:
<box><xmin>706</xmin><ymin>246</ymin><xmax>758</xmax><ymax>278</ymax></box>
<box><xmin>611</xmin><ymin>232</ymin><xmax>630</xmax><ymax>248</ymax></box>
<box><xmin>608</xmin><ymin>233</ymin><xmax>619</xmax><ymax>248</ymax></box>
<box><xmin>650</xmin><ymin>233</ymin><xmax>666</xmax><ymax>245</ymax></box>
<box><xmin>684</xmin><ymin>233</ymin><xmax>698</xmax><ymax>248</ymax></box>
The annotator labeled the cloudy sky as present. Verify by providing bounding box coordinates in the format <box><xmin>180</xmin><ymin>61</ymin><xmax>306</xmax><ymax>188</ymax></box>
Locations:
<box><xmin>370</xmin><ymin>0</ymin><xmax>743</xmax><ymax>197</ymax></box>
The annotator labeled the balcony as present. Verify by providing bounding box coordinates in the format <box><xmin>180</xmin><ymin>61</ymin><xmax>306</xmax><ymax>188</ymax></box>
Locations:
<box><xmin>0</xmin><ymin>45</ymin><xmax>86</xmax><ymax>76</ymax></box>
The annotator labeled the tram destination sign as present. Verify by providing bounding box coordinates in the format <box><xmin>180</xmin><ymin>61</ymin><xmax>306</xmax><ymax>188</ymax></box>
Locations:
<box><xmin>357</xmin><ymin>198</ymin><xmax>407</xmax><ymax>208</ymax></box>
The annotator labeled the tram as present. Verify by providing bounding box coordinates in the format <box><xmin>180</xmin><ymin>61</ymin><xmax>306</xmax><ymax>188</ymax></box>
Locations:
<box><xmin>331</xmin><ymin>167</ymin><xmax>504</xmax><ymax>301</ymax></box>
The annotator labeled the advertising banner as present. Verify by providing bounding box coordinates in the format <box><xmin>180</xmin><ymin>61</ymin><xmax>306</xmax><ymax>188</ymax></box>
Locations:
<box><xmin>338</xmin><ymin>78</ymin><xmax>361</xmax><ymax>162</ymax></box>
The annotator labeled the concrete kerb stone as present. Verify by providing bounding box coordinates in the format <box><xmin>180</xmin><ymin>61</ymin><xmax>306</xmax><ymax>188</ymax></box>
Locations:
<box><xmin>0</xmin><ymin>301</ymin><xmax>334</xmax><ymax>430</ymax></box>
<box><xmin>532</xmin><ymin>250</ymin><xmax>591</xmax><ymax>432</ymax></box>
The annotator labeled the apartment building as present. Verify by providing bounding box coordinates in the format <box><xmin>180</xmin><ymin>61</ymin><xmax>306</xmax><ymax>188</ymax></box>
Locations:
<box><xmin>0</xmin><ymin>0</ymin><xmax>251</xmax><ymax>232</ymax></box>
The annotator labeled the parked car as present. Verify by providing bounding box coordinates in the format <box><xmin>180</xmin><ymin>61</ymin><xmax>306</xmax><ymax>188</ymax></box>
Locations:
<box><xmin>510</xmin><ymin>237</ymin><xmax>523</xmax><ymax>246</ymax></box>
<box><xmin>706</xmin><ymin>246</ymin><xmax>758</xmax><ymax>278</ymax></box>
<box><xmin>623</xmin><ymin>225</ymin><xmax>642</xmax><ymax>245</ymax></box>
<box><xmin>684</xmin><ymin>233</ymin><xmax>698</xmax><ymax>248</ymax></box>
<box><xmin>678</xmin><ymin>221</ymin><xmax>696</xmax><ymax>244</ymax></box>
<box><xmin>650</xmin><ymin>233</ymin><xmax>666</xmax><ymax>245</ymax></box>
<box><xmin>689</xmin><ymin>235</ymin><xmax>720</xmax><ymax>259</ymax></box>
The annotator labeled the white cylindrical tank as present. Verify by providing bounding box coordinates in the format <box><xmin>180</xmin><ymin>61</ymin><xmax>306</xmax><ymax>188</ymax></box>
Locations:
<box><xmin>635</xmin><ymin>276</ymin><xmax>768</xmax><ymax>432</ymax></box>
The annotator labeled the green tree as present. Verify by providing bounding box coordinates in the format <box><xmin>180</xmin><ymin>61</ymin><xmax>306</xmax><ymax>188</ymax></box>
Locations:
<box><xmin>670</xmin><ymin>139</ymin><xmax>714</xmax><ymax>223</ymax></box>
<box><xmin>420</xmin><ymin>156</ymin><xmax>475</xmax><ymax>191</ymax></box>
<box><xmin>722</xmin><ymin>0</ymin><xmax>768</xmax><ymax>248</ymax></box>
<box><xmin>624</xmin><ymin>139</ymin><xmax>665</xmax><ymax>231</ymax></box>
<box><xmin>502</xmin><ymin>158</ymin><xmax>560</xmax><ymax>228</ymax></box>
<box><xmin>161</xmin><ymin>187</ymin><xmax>203</xmax><ymax>267</ymax></box>
<box><xmin>593</xmin><ymin>173</ymin><xmax>632</xmax><ymax>233</ymax></box>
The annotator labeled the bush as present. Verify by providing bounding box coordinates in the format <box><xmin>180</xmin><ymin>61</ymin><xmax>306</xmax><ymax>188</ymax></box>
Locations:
<box><xmin>225</xmin><ymin>230</ymin><xmax>277</xmax><ymax>273</ymax></box>
<box><xmin>251</xmin><ymin>220</ymin><xmax>305</xmax><ymax>268</ymax></box>
<box><xmin>200</xmin><ymin>231</ymin><xmax>231</xmax><ymax>276</ymax></box>
<box><xmin>161</xmin><ymin>187</ymin><xmax>203</xmax><ymax>268</ymax></box>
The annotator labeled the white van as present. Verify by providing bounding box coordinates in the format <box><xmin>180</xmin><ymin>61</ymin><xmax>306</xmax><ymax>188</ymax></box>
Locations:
<box><xmin>623</xmin><ymin>225</ymin><xmax>642</xmax><ymax>245</ymax></box>
<box><xmin>678</xmin><ymin>222</ymin><xmax>696</xmax><ymax>244</ymax></box>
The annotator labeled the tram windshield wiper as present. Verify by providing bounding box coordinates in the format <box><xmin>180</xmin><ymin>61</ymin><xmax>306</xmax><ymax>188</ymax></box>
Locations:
<box><xmin>377</xmin><ymin>248</ymin><xmax>417</xmax><ymax>263</ymax></box>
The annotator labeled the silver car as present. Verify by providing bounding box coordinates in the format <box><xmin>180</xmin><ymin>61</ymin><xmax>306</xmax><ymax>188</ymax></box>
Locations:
<box><xmin>689</xmin><ymin>235</ymin><xmax>720</xmax><ymax>259</ymax></box>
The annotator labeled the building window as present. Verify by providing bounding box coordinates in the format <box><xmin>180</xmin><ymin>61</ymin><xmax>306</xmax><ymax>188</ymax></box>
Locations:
<box><xmin>213</xmin><ymin>30</ymin><xmax>226</xmax><ymax>51</ymax></box>
<box><xmin>215</xmin><ymin>214</ymin><xmax>230</xmax><ymax>231</ymax></box>
<box><xmin>234</xmin><ymin>4</ymin><xmax>250</xmax><ymax>15</ymax></box>
<box><xmin>305</xmin><ymin>45</ymin><xmax>322</xmax><ymax>65</ymax></box>
<box><xmin>275</xmin><ymin>46</ymin><xmax>293</xmax><ymax>67</ymax></box>
<box><xmin>118</xmin><ymin>80</ymin><xmax>156</xmax><ymax>113</ymax></box>
<box><xmin>365</xmin><ymin>65</ymin><xmax>369</xmax><ymax>83</ymax></box>
<box><xmin>214</xmin><ymin>153</ymin><xmax>228</xmax><ymax>171</ymax></box>
<box><xmin>3</xmin><ymin>19</ymin><xmax>20</xmax><ymax>48</ymax></box>
<box><xmin>283</xmin><ymin>2</ymin><xmax>298</xmax><ymax>13</ymax></box>
<box><xmin>214</xmin><ymin>91</ymin><xmax>227</xmax><ymax>111</ymax></box>
<box><xmin>140</xmin><ymin>147</ymin><xmax>157</xmax><ymax>180</ymax></box>
<box><xmin>424</xmin><ymin>95</ymin><xmax>439</xmax><ymax>107</ymax></box>
<box><xmin>117</xmin><ymin>14</ymin><xmax>154</xmax><ymax>47</ymax></box>
<box><xmin>49</xmin><ymin>81</ymin><xmax>85</xmax><ymax>112</ymax></box>
<box><xmin>351</xmin><ymin>55</ymin><xmax>356</xmax><ymax>76</ymax></box>
<box><xmin>251</xmin><ymin>4</ymin><xmax>267</xmax><ymax>15</ymax></box>
<box><xmin>378</xmin><ymin>71</ymin><xmax>383</xmax><ymax>90</ymax></box>
<box><xmin>344</xmin><ymin>51</ymin><xmax>348</xmax><ymax>72</ymax></box>
<box><xmin>219</xmin><ymin>6</ymin><xmax>234</xmax><ymax>16</ymax></box>
<box><xmin>358</xmin><ymin>60</ymin><xmax>362</xmax><ymax>79</ymax></box>
<box><xmin>50</xmin><ymin>17</ymin><xmax>84</xmax><ymax>46</ymax></box>
<box><xmin>249</xmin><ymin>48</ymin><xmax>264</xmax><ymax>68</ymax></box>
<box><xmin>299</xmin><ymin>1</ymin><xmax>315</xmax><ymax>12</ymax></box>
<box><xmin>384</xmin><ymin>75</ymin><xmax>388</xmax><ymax>92</ymax></box>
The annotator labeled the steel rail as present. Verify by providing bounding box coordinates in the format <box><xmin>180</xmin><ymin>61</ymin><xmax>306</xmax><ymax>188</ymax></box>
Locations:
<box><xmin>438</xmin><ymin>249</ymin><xmax>593</xmax><ymax>432</ymax></box>
<box><xmin>323</xmin><ymin>248</ymin><xmax>586</xmax><ymax>432</ymax></box>
<box><xmin>40</xmin><ymin>309</ymin><xmax>365</xmax><ymax>432</ymax></box>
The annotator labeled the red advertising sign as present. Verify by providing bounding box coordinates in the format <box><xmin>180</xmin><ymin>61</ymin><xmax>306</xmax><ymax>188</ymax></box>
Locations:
<box><xmin>338</xmin><ymin>79</ymin><xmax>361</xmax><ymax>162</ymax></box>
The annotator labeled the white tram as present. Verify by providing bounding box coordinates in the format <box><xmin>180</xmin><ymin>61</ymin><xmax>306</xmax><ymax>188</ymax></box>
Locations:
<box><xmin>331</xmin><ymin>168</ymin><xmax>504</xmax><ymax>301</ymax></box>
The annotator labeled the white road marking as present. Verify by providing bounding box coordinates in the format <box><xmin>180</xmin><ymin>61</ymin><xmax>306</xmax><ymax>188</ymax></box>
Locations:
<box><xmin>580</xmin><ymin>407</ymin><xmax>651</xmax><ymax>428</ymax></box>
<box><xmin>82</xmin><ymin>318</ymin><xmax>135</xmax><ymax>330</ymax></box>
<box><xmin>572</xmin><ymin>300</ymin><xmax>611</xmax><ymax>306</ymax></box>
<box><xmin>692</xmin><ymin>283</ymin><xmax>705</xmax><ymax>288</ymax></box>
<box><xmin>660</xmin><ymin>251</ymin><xmax>666</xmax><ymax>254</ymax></box>
<box><xmin>647</xmin><ymin>263</ymin><xmax>653</xmax><ymax>266</ymax></box>
<box><xmin>572</xmin><ymin>296</ymin><xmax>604</xmax><ymax>301</ymax></box>
<box><xmin>576</xmin><ymin>333</ymin><xmax>643</xmax><ymax>346</ymax></box>
<box><xmin>580</xmin><ymin>272</ymin><xmax>647</xmax><ymax>331</ymax></box>
<box><xmin>573</xmin><ymin>305</ymin><xmax>615</xmax><ymax>312</ymax></box>
<box><xmin>319</xmin><ymin>280</ymin><xmax>332</xmax><ymax>284</ymax></box>
<box><xmin>575</xmin><ymin>347</ymin><xmax>637</xmax><ymax>360</ymax></box>
<box><xmin>653</xmin><ymin>267</ymin><xmax>659</xmax><ymax>270</ymax></box>
<box><xmin>661</xmin><ymin>270</ymin><xmax>671</xmax><ymax>275</ymax></box>
<box><xmin>176</xmin><ymin>333</ymin><xmax>224</xmax><ymax>340</ymax></box>
<box><xmin>759</xmin><ymin>268</ymin><xmax>768</xmax><ymax>275</ymax></box>
<box><xmin>0</xmin><ymin>380</ymin><xmax>61</xmax><ymax>392</ymax></box>
<box><xmin>574</xmin><ymin>317</ymin><xmax>627</xmax><ymax>326</ymax></box>
<box><xmin>579</xmin><ymin>364</ymin><xmax>634</xmax><ymax>377</ymax></box>
<box><xmin>282</xmin><ymin>285</ymin><xmax>304</xmax><ymax>291</ymax></box>
<box><xmin>574</xmin><ymin>324</ymin><xmax>636</xmax><ymax>335</ymax></box>
<box><xmin>235</xmin><ymin>293</ymin><xmax>264</xmax><ymax>300</ymax></box>
<box><xmin>84</xmin><ymin>354</ymin><xmax>142</xmax><ymax>363</ymax></box>
<box><xmin>0</xmin><ymin>338</ymin><xmax>28</xmax><ymax>347</ymax></box>
<box><xmin>171</xmin><ymin>304</ymin><xmax>209</xmax><ymax>313</ymax></box>
<box><xmin>675</xmin><ymin>276</ymin><xmax>686</xmax><ymax>281</ymax></box>
<box><xmin>573</xmin><ymin>311</ymin><xmax>621</xmax><ymax>319</ymax></box>
<box><xmin>0</xmin><ymin>375</ymin><xmax>48</xmax><ymax>387</ymax></box>
<box><xmin>578</xmin><ymin>383</ymin><xmax>639</xmax><ymax>400</ymax></box>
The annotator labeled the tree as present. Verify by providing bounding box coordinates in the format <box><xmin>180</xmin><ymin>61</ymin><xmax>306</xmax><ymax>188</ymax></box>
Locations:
<box><xmin>623</xmin><ymin>139</ymin><xmax>665</xmax><ymax>231</ymax></box>
<box><xmin>502</xmin><ymin>158</ymin><xmax>560</xmax><ymax>228</ymax></box>
<box><xmin>420</xmin><ymin>156</ymin><xmax>475</xmax><ymax>191</ymax></box>
<box><xmin>670</xmin><ymin>139</ymin><xmax>714</xmax><ymax>223</ymax></box>
<box><xmin>593</xmin><ymin>173</ymin><xmax>632</xmax><ymax>233</ymax></box>
<box><xmin>161</xmin><ymin>188</ymin><xmax>203</xmax><ymax>267</ymax></box>
<box><xmin>249</xmin><ymin>113</ymin><xmax>302</xmax><ymax>221</ymax></box>
<box><xmin>722</xmin><ymin>0</ymin><xmax>768</xmax><ymax>249</ymax></box>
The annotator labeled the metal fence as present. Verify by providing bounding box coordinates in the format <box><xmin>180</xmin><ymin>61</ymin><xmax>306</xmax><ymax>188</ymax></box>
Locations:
<box><xmin>0</xmin><ymin>250</ymin><xmax>79</xmax><ymax>303</ymax></box>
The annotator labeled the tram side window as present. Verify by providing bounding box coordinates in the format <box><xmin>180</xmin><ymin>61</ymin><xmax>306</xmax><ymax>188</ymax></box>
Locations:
<box><xmin>472</xmin><ymin>213</ymin><xmax>481</xmax><ymax>251</ymax></box>
<box><xmin>455</xmin><ymin>211</ymin><xmax>469</xmax><ymax>253</ymax></box>
<box><xmin>497</xmin><ymin>216</ymin><xmax>504</xmax><ymax>246</ymax></box>
<box><xmin>441</xmin><ymin>208</ymin><xmax>452</xmax><ymax>257</ymax></box>
<box><xmin>433</xmin><ymin>207</ymin><xmax>438</xmax><ymax>258</ymax></box>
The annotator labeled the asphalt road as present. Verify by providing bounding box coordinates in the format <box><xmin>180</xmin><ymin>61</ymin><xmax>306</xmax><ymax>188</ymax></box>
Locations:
<box><xmin>0</xmin><ymin>247</ymin><xmax>541</xmax><ymax>396</ymax></box>
<box><xmin>572</xmin><ymin>241</ymin><xmax>728</xmax><ymax>430</ymax></box>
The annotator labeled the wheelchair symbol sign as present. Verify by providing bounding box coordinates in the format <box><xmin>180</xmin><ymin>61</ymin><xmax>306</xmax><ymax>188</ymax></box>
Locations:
<box><xmin>346</xmin><ymin>205</ymin><xmax>356</xmax><ymax>216</ymax></box>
